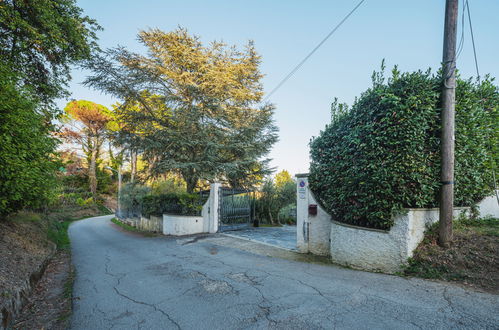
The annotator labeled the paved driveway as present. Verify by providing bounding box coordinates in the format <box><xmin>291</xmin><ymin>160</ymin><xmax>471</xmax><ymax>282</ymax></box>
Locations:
<box><xmin>223</xmin><ymin>225</ymin><xmax>297</xmax><ymax>251</ymax></box>
<box><xmin>69</xmin><ymin>215</ymin><xmax>499</xmax><ymax>329</ymax></box>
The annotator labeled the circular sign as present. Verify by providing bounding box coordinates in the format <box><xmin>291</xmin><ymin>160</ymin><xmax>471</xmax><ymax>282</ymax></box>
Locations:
<box><xmin>299</xmin><ymin>180</ymin><xmax>306</xmax><ymax>188</ymax></box>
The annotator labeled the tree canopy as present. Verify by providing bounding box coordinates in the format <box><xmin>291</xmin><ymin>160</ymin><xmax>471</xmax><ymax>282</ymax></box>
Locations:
<box><xmin>0</xmin><ymin>0</ymin><xmax>101</xmax><ymax>105</ymax></box>
<box><xmin>85</xmin><ymin>28</ymin><xmax>278</xmax><ymax>192</ymax></box>
<box><xmin>62</xmin><ymin>100</ymin><xmax>112</xmax><ymax>197</ymax></box>
<box><xmin>0</xmin><ymin>0</ymin><xmax>100</xmax><ymax>217</ymax></box>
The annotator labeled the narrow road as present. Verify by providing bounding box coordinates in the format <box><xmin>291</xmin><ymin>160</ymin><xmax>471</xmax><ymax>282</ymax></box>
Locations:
<box><xmin>70</xmin><ymin>215</ymin><xmax>498</xmax><ymax>329</ymax></box>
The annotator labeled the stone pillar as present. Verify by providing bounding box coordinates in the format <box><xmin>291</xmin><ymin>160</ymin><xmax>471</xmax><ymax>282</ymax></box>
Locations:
<box><xmin>296</xmin><ymin>174</ymin><xmax>310</xmax><ymax>253</ymax></box>
<box><xmin>202</xmin><ymin>182</ymin><xmax>221</xmax><ymax>233</ymax></box>
<box><xmin>295</xmin><ymin>173</ymin><xmax>332</xmax><ymax>256</ymax></box>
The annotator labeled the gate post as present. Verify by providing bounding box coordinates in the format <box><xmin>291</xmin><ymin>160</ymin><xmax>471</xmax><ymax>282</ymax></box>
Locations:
<box><xmin>296</xmin><ymin>174</ymin><xmax>310</xmax><ymax>253</ymax></box>
<box><xmin>207</xmin><ymin>182</ymin><xmax>221</xmax><ymax>233</ymax></box>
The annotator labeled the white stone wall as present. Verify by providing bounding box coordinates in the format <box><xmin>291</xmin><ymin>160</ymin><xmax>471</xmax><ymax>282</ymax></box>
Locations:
<box><xmin>295</xmin><ymin>175</ymin><xmax>331</xmax><ymax>256</ymax></box>
<box><xmin>163</xmin><ymin>214</ymin><xmax>204</xmax><ymax>236</ymax></box>
<box><xmin>201</xmin><ymin>182</ymin><xmax>220</xmax><ymax>233</ymax></box>
<box><xmin>329</xmin><ymin>208</ymin><xmax>469</xmax><ymax>273</ymax></box>
<box><xmin>477</xmin><ymin>191</ymin><xmax>499</xmax><ymax>218</ymax></box>
<box><xmin>138</xmin><ymin>215</ymin><xmax>163</xmax><ymax>232</ymax></box>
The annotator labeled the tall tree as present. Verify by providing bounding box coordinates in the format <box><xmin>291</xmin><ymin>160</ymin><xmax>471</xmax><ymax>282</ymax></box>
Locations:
<box><xmin>0</xmin><ymin>0</ymin><xmax>99</xmax><ymax>216</ymax></box>
<box><xmin>61</xmin><ymin>100</ymin><xmax>112</xmax><ymax>197</ymax></box>
<box><xmin>0</xmin><ymin>0</ymin><xmax>100</xmax><ymax>105</ymax></box>
<box><xmin>85</xmin><ymin>28</ymin><xmax>278</xmax><ymax>192</ymax></box>
<box><xmin>0</xmin><ymin>64</ymin><xmax>59</xmax><ymax>216</ymax></box>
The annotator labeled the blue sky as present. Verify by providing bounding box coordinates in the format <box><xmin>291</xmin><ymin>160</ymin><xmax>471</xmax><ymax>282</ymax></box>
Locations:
<box><xmin>60</xmin><ymin>0</ymin><xmax>499</xmax><ymax>176</ymax></box>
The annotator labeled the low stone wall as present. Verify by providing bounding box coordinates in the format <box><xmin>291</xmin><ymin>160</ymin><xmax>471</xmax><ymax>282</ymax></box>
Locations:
<box><xmin>121</xmin><ymin>217</ymin><xmax>140</xmax><ymax>228</ymax></box>
<box><xmin>477</xmin><ymin>191</ymin><xmax>499</xmax><ymax>218</ymax></box>
<box><xmin>138</xmin><ymin>215</ymin><xmax>163</xmax><ymax>233</ymax></box>
<box><xmin>163</xmin><ymin>214</ymin><xmax>204</xmax><ymax>236</ymax></box>
<box><xmin>329</xmin><ymin>208</ymin><xmax>469</xmax><ymax>273</ymax></box>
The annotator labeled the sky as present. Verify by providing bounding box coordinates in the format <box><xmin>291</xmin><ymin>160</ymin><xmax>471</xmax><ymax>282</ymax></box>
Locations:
<box><xmin>59</xmin><ymin>0</ymin><xmax>499</xmax><ymax>176</ymax></box>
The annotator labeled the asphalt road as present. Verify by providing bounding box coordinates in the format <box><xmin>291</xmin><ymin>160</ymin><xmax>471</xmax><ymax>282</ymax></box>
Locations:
<box><xmin>69</xmin><ymin>215</ymin><xmax>499</xmax><ymax>329</ymax></box>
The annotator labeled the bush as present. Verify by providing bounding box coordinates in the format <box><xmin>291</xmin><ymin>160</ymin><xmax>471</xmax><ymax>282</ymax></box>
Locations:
<box><xmin>278</xmin><ymin>203</ymin><xmax>297</xmax><ymax>224</ymax></box>
<box><xmin>120</xmin><ymin>183</ymin><xmax>151</xmax><ymax>217</ymax></box>
<box><xmin>141</xmin><ymin>193</ymin><xmax>205</xmax><ymax>217</ymax></box>
<box><xmin>0</xmin><ymin>64</ymin><xmax>59</xmax><ymax>217</ymax></box>
<box><xmin>309</xmin><ymin>67</ymin><xmax>498</xmax><ymax>230</ymax></box>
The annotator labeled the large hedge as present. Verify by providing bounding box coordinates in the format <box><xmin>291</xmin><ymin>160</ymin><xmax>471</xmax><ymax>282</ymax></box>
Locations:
<box><xmin>309</xmin><ymin>67</ymin><xmax>498</xmax><ymax>230</ymax></box>
<box><xmin>0</xmin><ymin>64</ymin><xmax>59</xmax><ymax>217</ymax></box>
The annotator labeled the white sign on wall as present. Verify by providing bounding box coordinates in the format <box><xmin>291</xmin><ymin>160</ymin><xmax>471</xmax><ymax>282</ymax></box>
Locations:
<box><xmin>298</xmin><ymin>180</ymin><xmax>306</xmax><ymax>199</ymax></box>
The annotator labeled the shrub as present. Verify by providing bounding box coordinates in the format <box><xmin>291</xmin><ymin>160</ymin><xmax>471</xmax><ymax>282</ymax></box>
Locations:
<box><xmin>0</xmin><ymin>64</ymin><xmax>59</xmax><ymax>217</ymax></box>
<box><xmin>141</xmin><ymin>193</ymin><xmax>205</xmax><ymax>217</ymax></box>
<box><xmin>120</xmin><ymin>183</ymin><xmax>151</xmax><ymax>217</ymax></box>
<box><xmin>309</xmin><ymin>67</ymin><xmax>498</xmax><ymax>230</ymax></box>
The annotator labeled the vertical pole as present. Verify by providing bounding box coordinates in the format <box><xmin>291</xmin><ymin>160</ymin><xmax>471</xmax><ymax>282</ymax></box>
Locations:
<box><xmin>439</xmin><ymin>0</ymin><xmax>459</xmax><ymax>247</ymax></box>
<box><xmin>118</xmin><ymin>167</ymin><xmax>122</xmax><ymax>218</ymax></box>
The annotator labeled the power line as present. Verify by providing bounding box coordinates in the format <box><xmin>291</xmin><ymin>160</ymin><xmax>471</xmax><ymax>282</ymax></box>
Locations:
<box><xmin>263</xmin><ymin>0</ymin><xmax>366</xmax><ymax>102</ymax></box>
<box><xmin>466</xmin><ymin>0</ymin><xmax>479</xmax><ymax>80</ymax></box>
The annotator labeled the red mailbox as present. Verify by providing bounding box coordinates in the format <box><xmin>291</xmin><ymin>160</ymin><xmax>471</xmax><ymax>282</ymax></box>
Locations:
<box><xmin>308</xmin><ymin>204</ymin><xmax>317</xmax><ymax>216</ymax></box>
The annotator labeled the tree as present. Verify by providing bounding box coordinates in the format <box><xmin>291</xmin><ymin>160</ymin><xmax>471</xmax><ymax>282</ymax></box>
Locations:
<box><xmin>84</xmin><ymin>28</ymin><xmax>278</xmax><ymax>193</ymax></box>
<box><xmin>255</xmin><ymin>171</ymin><xmax>297</xmax><ymax>225</ymax></box>
<box><xmin>0</xmin><ymin>0</ymin><xmax>100</xmax><ymax>217</ymax></box>
<box><xmin>61</xmin><ymin>100</ymin><xmax>112</xmax><ymax>198</ymax></box>
<box><xmin>0</xmin><ymin>64</ymin><xmax>59</xmax><ymax>216</ymax></box>
<box><xmin>0</xmin><ymin>0</ymin><xmax>100</xmax><ymax>105</ymax></box>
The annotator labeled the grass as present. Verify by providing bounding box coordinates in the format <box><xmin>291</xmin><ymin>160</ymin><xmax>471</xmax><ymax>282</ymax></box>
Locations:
<box><xmin>47</xmin><ymin>220</ymin><xmax>72</xmax><ymax>249</ymax></box>
<box><xmin>110</xmin><ymin>217</ymin><xmax>159</xmax><ymax>237</ymax></box>
<box><xmin>403</xmin><ymin>216</ymin><xmax>499</xmax><ymax>293</ymax></box>
<box><xmin>111</xmin><ymin>217</ymin><xmax>140</xmax><ymax>232</ymax></box>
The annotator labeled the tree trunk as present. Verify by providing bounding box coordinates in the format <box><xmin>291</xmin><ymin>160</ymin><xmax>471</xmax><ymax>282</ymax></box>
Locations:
<box><xmin>182</xmin><ymin>170</ymin><xmax>198</xmax><ymax>194</ymax></box>
<box><xmin>130</xmin><ymin>150</ymin><xmax>137</xmax><ymax>183</ymax></box>
<box><xmin>89</xmin><ymin>139</ymin><xmax>98</xmax><ymax>199</ymax></box>
<box><xmin>186</xmin><ymin>177</ymin><xmax>198</xmax><ymax>194</ymax></box>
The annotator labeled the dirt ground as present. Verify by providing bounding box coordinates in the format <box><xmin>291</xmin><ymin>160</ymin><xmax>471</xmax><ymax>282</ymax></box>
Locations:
<box><xmin>0</xmin><ymin>217</ymin><xmax>54</xmax><ymax>328</ymax></box>
<box><xmin>404</xmin><ymin>218</ymin><xmax>499</xmax><ymax>294</ymax></box>
<box><xmin>1</xmin><ymin>205</ymin><xmax>110</xmax><ymax>329</ymax></box>
<box><xmin>12</xmin><ymin>251</ymin><xmax>72</xmax><ymax>330</ymax></box>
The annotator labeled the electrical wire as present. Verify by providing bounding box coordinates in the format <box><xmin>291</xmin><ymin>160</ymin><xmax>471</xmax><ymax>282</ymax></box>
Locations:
<box><xmin>263</xmin><ymin>0</ymin><xmax>366</xmax><ymax>102</ymax></box>
<box><xmin>465</xmin><ymin>0</ymin><xmax>499</xmax><ymax>205</ymax></box>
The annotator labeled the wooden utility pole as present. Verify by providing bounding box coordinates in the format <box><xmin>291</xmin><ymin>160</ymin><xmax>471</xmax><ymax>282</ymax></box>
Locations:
<box><xmin>439</xmin><ymin>0</ymin><xmax>459</xmax><ymax>247</ymax></box>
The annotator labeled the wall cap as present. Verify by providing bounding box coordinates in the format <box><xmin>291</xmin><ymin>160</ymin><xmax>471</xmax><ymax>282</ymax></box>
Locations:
<box><xmin>331</xmin><ymin>219</ymin><xmax>390</xmax><ymax>234</ymax></box>
<box><xmin>163</xmin><ymin>214</ymin><xmax>203</xmax><ymax>218</ymax></box>
<box><xmin>295</xmin><ymin>173</ymin><xmax>309</xmax><ymax>178</ymax></box>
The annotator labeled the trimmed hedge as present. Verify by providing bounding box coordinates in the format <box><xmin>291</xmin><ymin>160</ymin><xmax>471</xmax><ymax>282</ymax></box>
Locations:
<box><xmin>141</xmin><ymin>193</ymin><xmax>205</xmax><ymax>217</ymax></box>
<box><xmin>309</xmin><ymin>67</ymin><xmax>498</xmax><ymax>230</ymax></box>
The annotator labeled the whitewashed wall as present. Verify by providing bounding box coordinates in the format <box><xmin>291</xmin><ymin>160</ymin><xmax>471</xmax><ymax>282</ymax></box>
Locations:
<box><xmin>477</xmin><ymin>191</ymin><xmax>499</xmax><ymax>218</ymax></box>
<box><xmin>162</xmin><ymin>182</ymin><xmax>219</xmax><ymax>236</ymax></box>
<box><xmin>295</xmin><ymin>174</ymin><xmax>331</xmax><ymax>256</ymax></box>
<box><xmin>295</xmin><ymin>173</ymin><xmax>481</xmax><ymax>273</ymax></box>
<box><xmin>329</xmin><ymin>208</ymin><xmax>468</xmax><ymax>273</ymax></box>
<box><xmin>163</xmin><ymin>214</ymin><xmax>204</xmax><ymax>236</ymax></box>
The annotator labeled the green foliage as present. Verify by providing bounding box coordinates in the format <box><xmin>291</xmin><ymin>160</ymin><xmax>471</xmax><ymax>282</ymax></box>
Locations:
<box><xmin>141</xmin><ymin>193</ymin><xmax>205</xmax><ymax>217</ymax></box>
<box><xmin>309</xmin><ymin>67</ymin><xmax>498</xmax><ymax>230</ymax></box>
<box><xmin>85</xmin><ymin>28</ymin><xmax>278</xmax><ymax>192</ymax></box>
<box><xmin>255</xmin><ymin>171</ymin><xmax>296</xmax><ymax>224</ymax></box>
<box><xmin>111</xmin><ymin>217</ymin><xmax>139</xmax><ymax>232</ymax></box>
<box><xmin>0</xmin><ymin>64</ymin><xmax>59</xmax><ymax>217</ymax></box>
<box><xmin>47</xmin><ymin>220</ymin><xmax>71</xmax><ymax>249</ymax></box>
<box><xmin>150</xmin><ymin>177</ymin><xmax>186</xmax><ymax>195</ymax></box>
<box><xmin>278</xmin><ymin>203</ymin><xmax>297</xmax><ymax>225</ymax></box>
<box><xmin>120</xmin><ymin>181</ymin><xmax>204</xmax><ymax>217</ymax></box>
<box><xmin>0</xmin><ymin>0</ymin><xmax>101</xmax><ymax>103</ymax></box>
<box><xmin>120</xmin><ymin>183</ymin><xmax>151</xmax><ymax>217</ymax></box>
